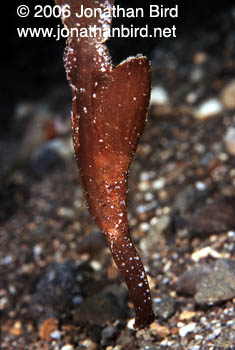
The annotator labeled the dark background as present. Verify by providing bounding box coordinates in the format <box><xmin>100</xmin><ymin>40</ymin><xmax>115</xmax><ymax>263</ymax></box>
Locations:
<box><xmin>2</xmin><ymin>0</ymin><xmax>235</xmax><ymax>135</ymax></box>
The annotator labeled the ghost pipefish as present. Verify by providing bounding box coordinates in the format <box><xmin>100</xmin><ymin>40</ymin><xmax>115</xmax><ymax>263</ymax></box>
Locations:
<box><xmin>55</xmin><ymin>0</ymin><xmax>155</xmax><ymax>329</ymax></box>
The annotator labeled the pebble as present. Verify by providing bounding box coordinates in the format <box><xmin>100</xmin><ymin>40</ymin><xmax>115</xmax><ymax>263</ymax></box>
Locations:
<box><xmin>101</xmin><ymin>326</ymin><xmax>118</xmax><ymax>346</ymax></box>
<box><xmin>186</xmin><ymin>91</ymin><xmax>198</xmax><ymax>104</ymax></box>
<box><xmin>178</xmin><ymin>259</ymin><xmax>235</xmax><ymax>305</ymax></box>
<box><xmin>30</xmin><ymin>141</ymin><xmax>65</xmax><ymax>177</ymax></box>
<box><xmin>195</xmin><ymin>259</ymin><xmax>235</xmax><ymax>304</ymax></box>
<box><xmin>190</xmin><ymin>66</ymin><xmax>204</xmax><ymax>82</ymax></box>
<box><xmin>50</xmin><ymin>330</ymin><xmax>61</xmax><ymax>340</ymax></box>
<box><xmin>224</xmin><ymin>127</ymin><xmax>235</xmax><ymax>156</ymax></box>
<box><xmin>195</xmin><ymin>181</ymin><xmax>207</xmax><ymax>191</ymax></box>
<box><xmin>220</xmin><ymin>80</ymin><xmax>235</xmax><ymax>109</ymax></box>
<box><xmin>90</xmin><ymin>260</ymin><xmax>102</xmax><ymax>271</ymax></box>
<box><xmin>193</xmin><ymin>51</ymin><xmax>208</xmax><ymax>64</ymax></box>
<box><xmin>194</xmin><ymin>98</ymin><xmax>223</xmax><ymax>119</ymax></box>
<box><xmin>74</xmin><ymin>285</ymin><xmax>128</xmax><ymax>326</ymax></box>
<box><xmin>0</xmin><ymin>255</ymin><xmax>13</xmax><ymax>265</ymax></box>
<box><xmin>153</xmin><ymin>295</ymin><xmax>176</xmax><ymax>320</ymax></box>
<box><xmin>144</xmin><ymin>192</ymin><xmax>154</xmax><ymax>201</ymax></box>
<box><xmin>138</xmin><ymin>180</ymin><xmax>150</xmax><ymax>191</ymax></box>
<box><xmin>0</xmin><ymin>296</ymin><xmax>8</xmax><ymax>310</ymax></box>
<box><xmin>127</xmin><ymin>318</ymin><xmax>135</xmax><ymax>330</ymax></box>
<box><xmin>150</xmin><ymin>86</ymin><xmax>169</xmax><ymax>105</ymax></box>
<box><xmin>39</xmin><ymin>317</ymin><xmax>59</xmax><ymax>341</ymax></box>
<box><xmin>136</xmin><ymin>200</ymin><xmax>158</xmax><ymax>214</ymax></box>
<box><xmin>189</xmin><ymin>196</ymin><xmax>235</xmax><ymax>236</ymax></box>
<box><xmin>139</xmin><ymin>171</ymin><xmax>152</xmax><ymax>181</ymax></box>
<box><xmin>72</xmin><ymin>295</ymin><xmax>83</xmax><ymax>305</ymax></box>
<box><xmin>191</xmin><ymin>246</ymin><xmax>222</xmax><ymax>262</ymax></box>
<box><xmin>194</xmin><ymin>334</ymin><xmax>203</xmax><ymax>341</ymax></box>
<box><xmin>146</xmin><ymin>215</ymin><xmax>172</xmax><ymax>251</ymax></box>
<box><xmin>179</xmin><ymin>310</ymin><xmax>196</xmax><ymax>321</ymax></box>
<box><xmin>177</xmin><ymin>264</ymin><xmax>212</xmax><ymax>296</ymax></box>
<box><xmin>33</xmin><ymin>244</ymin><xmax>43</xmax><ymax>257</ymax></box>
<box><xmin>30</xmin><ymin>262</ymin><xmax>82</xmax><ymax>318</ymax></box>
<box><xmin>81</xmin><ymin>339</ymin><xmax>97</xmax><ymax>350</ymax></box>
<box><xmin>172</xmin><ymin>185</ymin><xmax>203</xmax><ymax>216</ymax></box>
<box><xmin>152</xmin><ymin>178</ymin><xmax>166</xmax><ymax>190</ymax></box>
<box><xmin>150</xmin><ymin>322</ymin><xmax>170</xmax><ymax>338</ymax></box>
<box><xmin>140</xmin><ymin>222</ymin><xmax>150</xmax><ymax>232</ymax></box>
<box><xmin>10</xmin><ymin>321</ymin><xmax>23</xmax><ymax>336</ymax></box>
<box><xmin>77</xmin><ymin>229</ymin><xmax>106</xmax><ymax>254</ymax></box>
<box><xmin>206</xmin><ymin>328</ymin><xmax>221</xmax><ymax>341</ymax></box>
<box><xmin>61</xmin><ymin>345</ymin><xmax>74</xmax><ymax>350</ymax></box>
<box><xmin>178</xmin><ymin>322</ymin><xmax>197</xmax><ymax>337</ymax></box>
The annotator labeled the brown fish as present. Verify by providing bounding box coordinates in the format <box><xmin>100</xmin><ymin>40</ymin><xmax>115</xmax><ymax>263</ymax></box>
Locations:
<box><xmin>55</xmin><ymin>0</ymin><xmax>155</xmax><ymax>329</ymax></box>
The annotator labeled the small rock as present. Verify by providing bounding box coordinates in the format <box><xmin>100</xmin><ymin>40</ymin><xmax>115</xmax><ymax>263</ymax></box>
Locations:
<box><xmin>39</xmin><ymin>317</ymin><xmax>59</xmax><ymax>341</ymax></box>
<box><xmin>153</xmin><ymin>295</ymin><xmax>176</xmax><ymax>320</ymax></box>
<box><xmin>0</xmin><ymin>255</ymin><xmax>13</xmax><ymax>265</ymax></box>
<box><xmin>177</xmin><ymin>259</ymin><xmax>235</xmax><ymax>304</ymax></box>
<box><xmin>138</xmin><ymin>180</ymin><xmax>151</xmax><ymax>192</ymax></box>
<box><xmin>191</xmin><ymin>246</ymin><xmax>222</xmax><ymax>262</ymax></box>
<box><xmin>80</xmin><ymin>339</ymin><xmax>97</xmax><ymax>350</ymax></box>
<box><xmin>77</xmin><ymin>229</ymin><xmax>107</xmax><ymax>255</ymax></box>
<box><xmin>101</xmin><ymin>326</ymin><xmax>118</xmax><ymax>346</ymax></box>
<box><xmin>190</xmin><ymin>66</ymin><xmax>204</xmax><ymax>82</ymax></box>
<box><xmin>206</xmin><ymin>328</ymin><xmax>222</xmax><ymax>341</ymax></box>
<box><xmin>146</xmin><ymin>215</ymin><xmax>173</xmax><ymax>251</ymax></box>
<box><xmin>61</xmin><ymin>345</ymin><xmax>74</xmax><ymax>350</ymax></box>
<box><xmin>50</xmin><ymin>330</ymin><xmax>61</xmax><ymax>340</ymax></box>
<box><xmin>179</xmin><ymin>311</ymin><xmax>196</xmax><ymax>321</ymax></box>
<box><xmin>194</xmin><ymin>98</ymin><xmax>223</xmax><ymax>119</ymax></box>
<box><xmin>30</xmin><ymin>140</ymin><xmax>65</xmax><ymax>177</ymax></box>
<box><xmin>10</xmin><ymin>321</ymin><xmax>23</xmax><ymax>336</ymax></box>
<box><xmin>195</xmin><ymin>259</ymin><xmax>235</xmax><ymax>304</ymax></box>
<box><xmin>186</xmin><ymin>91</ymin><xmax>198</xmax><ymax>104</ymax></box>
<box><xmin>127</xmin><ymin>318</ymin><xmax>135</xmax><ymax>330</ymax></box>
<box><xmin>90</xmin><ymin>260</ymin><xmax>102</xmax><ymax>271</ymax></box>
<box><xmin>193</xmin><ymin>52</ymin><xmax>208</xmax><ymax>64</ymax></box>
<box><xmin>150</xmin><ymin>322</ymin><xmax>170</xmax><ymax>338</ymax></box>
<box><xmin>177</xmin><ymin>264</ymin><xmax>212</xmax><ymax>296</ymax></box>
<box><xmin>172</xmin><ymin>185</ymin><xmax>206</xmax><ymax>216</ymax></box>
<box><xmin>178</xmin><ymin>322</ymin><xmax>197</xmax><ymax>337</ymax></box>
<box><xmin>152</xmin><ymin>177</ymin><xmax>166</xmax><ymax>190</ymax></box>
<box><xmin>224</xmin><ymin>127</ymin><xmax>235</xmax><ymax>156</ymax></box>
<box><xmin>31</xmin><ymin>262</ymin><xmax>82</xmax><ymax>318</ymax></box>
<box><xmin>189</xmin><ymin>196</ymin><xmax>235</xmax><ymax>236</ymax></box>
<box><xmin>195</xmin><ymin>181</ymin><xmax>207</xmax><ymax>191</ymax></box>
<box><xmin>150</xmin><ymin>86</ymin><xmax>169</xmax><ymax>105</ymax></box>
<box><xmin>220</xmin><ymin>80</ymin><xmax>235</xmax><ymax>109</ymax></box>
<box><xmin>75</xmin><ymin>285</ymin><xmax>128</xmax><ymax>326</ymax></box>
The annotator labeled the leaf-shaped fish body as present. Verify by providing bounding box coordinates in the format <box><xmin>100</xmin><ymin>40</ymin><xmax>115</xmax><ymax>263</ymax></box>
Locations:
<box><xmin>55</xmin><ymin>0</ymin><xmax>155</xmax><ymax>329</ymax></box>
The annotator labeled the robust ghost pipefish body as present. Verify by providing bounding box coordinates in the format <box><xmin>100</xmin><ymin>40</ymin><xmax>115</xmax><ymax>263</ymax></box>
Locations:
<box><xmin>55</xmin><ymin>0</ymin><xmax>155</xmax><ymax>329</ymax></box>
